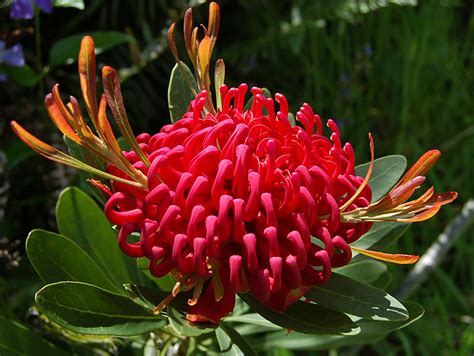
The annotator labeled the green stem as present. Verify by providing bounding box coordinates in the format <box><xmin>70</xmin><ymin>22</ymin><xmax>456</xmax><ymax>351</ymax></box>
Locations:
<box><xmin>34</xmin><ymin>7</ymin><xmax>44</xmax><ymax>98</ymax></box>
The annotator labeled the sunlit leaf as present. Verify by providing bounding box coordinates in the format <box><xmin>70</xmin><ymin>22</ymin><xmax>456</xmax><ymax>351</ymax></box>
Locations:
<box><xmin>355</xmin><ymin>155</ymin><xmax>407</xmax><ymax>202</ymax></box>
<box><xmin>255</xmin><ymin>330</ymin><xmax>377</xmax><ymax>351</ymax></box>
<box><xmin>306</xmin><ymin>273</ymin><xmax>408</xmax><ymax>321</ymax></box>
<box><xmin>214</xmin><ymin>59</ymin><xmax>225</xmax><ymax>109</ymax></box>
<box><xmin>239</xmin><ymin>293</ymin><xmax>359</xmax><ymax>335</ymax></box>
<box><xmin>53</xmin><ymin>0</ymin><xmax>85</xmax><ymax>9</ymax></box>
<box><xmin>253</xmin><ymin>302</ymin><xmax>424</xmax><ymax>350</ymax></box>
<box><xmin>225</xmin><ymin>313</ymin><xmax>281</xmax><ymax>329</ymax></box>
<box><xmin>168</xmin><ymin>61</ymin><xmax>198</xmax><ymax>123</ymax></box>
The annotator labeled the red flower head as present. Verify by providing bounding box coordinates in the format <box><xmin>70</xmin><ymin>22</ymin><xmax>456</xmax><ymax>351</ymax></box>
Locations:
<box><xmin>11</xmin><ymin>2</ymin><xmax>456</xmax><ymax>324</ymax></box>
<box><xmin>103</xmin><ymin>84</ymin><xmax>374</xmax><ymax>323</ymax></box>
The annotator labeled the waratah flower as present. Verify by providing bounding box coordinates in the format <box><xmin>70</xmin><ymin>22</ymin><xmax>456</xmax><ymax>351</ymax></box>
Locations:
<box><xmin>11</xmin><ymin>2</ymin><xmax>457</xmax><ymax>324</ymax></box>
<box><xmin>103</xmin><ymin>84</ymin><xmax>375</xmax><ymax>323</ymax></box>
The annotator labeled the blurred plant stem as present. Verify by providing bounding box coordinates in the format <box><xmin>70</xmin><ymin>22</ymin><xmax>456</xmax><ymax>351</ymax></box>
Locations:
<box><xmin>34</xmin><ymin>7</ymin><xmax>44</xmax><ymax>98</ymax></box>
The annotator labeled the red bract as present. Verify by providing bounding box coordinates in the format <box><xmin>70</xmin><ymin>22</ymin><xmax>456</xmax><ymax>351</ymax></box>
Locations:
<box><xmin>103</xmin><ymin>86</ymin><xmax>373</xmax><ymax>323</ymax></box>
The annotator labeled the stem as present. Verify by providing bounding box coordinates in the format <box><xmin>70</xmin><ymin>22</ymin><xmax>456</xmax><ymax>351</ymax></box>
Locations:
<box><xmin>34</xmin><ymin>8</ymin><xmax>44</xmax><ymax>98</ymax></box>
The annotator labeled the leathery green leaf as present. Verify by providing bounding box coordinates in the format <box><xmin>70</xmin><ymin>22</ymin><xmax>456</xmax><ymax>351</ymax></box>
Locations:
<box><xmin>306</xmin><ymin>273</ymin><xmax>408</xmax><ymax>321</ymax></box>
<box><xmin>56</xmin><ymin>187</ymin><xmax>134</xmax><ymax>288</ymax></box>
<box><xmin>36</xmin><ymin>281</ymin><xmax>165</xmax><ymax>336</ymax></box>
<box><xmin>26</xmin><ymin>229</ymin><xmax>122</xmax><ymax>294</ymax></box>
<box><xmin>239</xmin><ymin>293</ymin><xmax>359</xmax><ymax>335</ymax></box>
<box><xmin>168</xmin><ymin>62</ymin><xmax>198</xmax><ymax>123</ymax></box>
<box><xmin>334</xmin><ymin>260</ymin><xmax>387</xmax><ymax>285</ymax></box>
<box><xmin>253</xmin><ymin>302</ymin><xmax>424</xmax><ymax>351</ymax></box>
<box><xmin>355</xmin><ymin>154</ymin><xmax>407</xmax><ymax>203</ymax></box>
<box><xmin>225</xmin><ymin>313</ymin><xmax>281</xmax><ymax>330</ymax></box>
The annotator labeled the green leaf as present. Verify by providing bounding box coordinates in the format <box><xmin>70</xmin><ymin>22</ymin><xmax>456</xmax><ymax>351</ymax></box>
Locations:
<box><xmin>26</xmin><ymin>229</ymin><xmax>122</xmax><ymax>294</ymax></box>
<box><xmin>36</xmin><ymin>281</ymin><xmax>166</xmax><ymax>336</ymax></box>
<box><xmin>239</xmin><ymin>293</ymin><xmax>359</xmax><ymax>335</ymax></box>
<box><xmin>216</xmin><ymin>328</ymin><xmax>243</xmax><ymax>356</ymax></box>
<box><xmin>137</xmin><ymin>257</ymin><xmax>175</xmax><ymax>291</ymax></box>
<box><xmin>306</xmin><ymin>273</ymin><xmax>408</xmax><ymax>321</ymax></box>
<box><xmin>351</xmin><ymin>222</ymin><xmax>411</xmax><ymax>261</ymax></box>
<box><xmin>350</xmin><ymin>302</ymin><xmax>424</xmax><ymax>335</ymax></box>
<box><xmin>217</xmin><ymin>321</ymin><xmax>258</xmax><ymax>356</ymax></box>
<box><xmin>334</xmin><ymin>260</ymin><xmax>387</xmax><ymax>285</ymax></box>
<box><xmin>234</xmin><ymin>323</ymin><xmax>280</xmax><ymax>336</ymax></box>
<box><xmin>168</xmin><ymin>62</ymin><xmax>199</xmax><ymax>123</ymax></box>
<box><xmin>53</xmin><ymin>0</ymin><xmax>85</xmax><ymax>9</ymax></box>
<box><xmin>254</xmin><ymin>302</ymin><xmax>424</xmax><ymax>351</ymax></box>
<box><xmin>225</xmin><ymin>313</ymin><xmax>281</xmax><ymax>329</ymax></box>
<box><xmin>0</xmin><ymin>64</ymin><xmax>41</xmax><ymax>87</ymax></box>
<box><xmin>254</xmin><ymin>331</ymin><xmax>375</xmax><ymax>351</ymax></box>
<box><xmin>168</xmin><ymin>306</ymin><xmax>216</xmax><ymax>337</ymax></box>
<box><xmin>55</xmin><ymin>187</ymin><xmax>133</xmax><ymax>288</ymax></box>
<box><xmin>372</xmin><ymin>271</ymin><xmax>393</xmax><ymax>290</ymax></box>
<box><xmin>0</xmin><ymin>317</ymin><xmax>66</xmax><ymax>356</ymax></box>
<box><xmin>355</xmin><ymin>155</ymin><xmax>407</xmax><ymax>202</ymax></box>
<box><xmin>255</xmin><ymin>329</ymin><xmax>380</xmax><ymax>351</ymax></box>
<box><xmin>49</xmin><ymin>32</ymin><xmax>136</xmax><ymax>67</ymax></box>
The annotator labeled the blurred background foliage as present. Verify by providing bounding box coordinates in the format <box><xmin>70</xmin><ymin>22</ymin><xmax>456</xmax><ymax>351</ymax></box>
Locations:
<box><xmin>0</xmin><ymin>0</ymin><xmax>473</xmax><ymax>354</ymax></box>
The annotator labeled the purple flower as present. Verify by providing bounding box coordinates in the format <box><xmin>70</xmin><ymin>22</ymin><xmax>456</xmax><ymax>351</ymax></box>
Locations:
<box><xmin>0</xmin><ymin>73</ymin><xmax>7</xmax><ymax>82</ymax></box>
<box><xmin>34</xmin><ymin>0</ymin><xmax>53</xmax><ymax>14</ymax></box>
<box><xmin>0</xmin><ymin>42</ymin><xmax>25</xmax><ymax>67</ymax></box>
<box><xmin>9</xmin><ymin>0</ymin><xmax>53</xmax><ymax>20</ymax></box>
<box><xmin>9</xmin><ymin>0</ymin><xmax>34</xmax><ymax>19</ymax></box>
